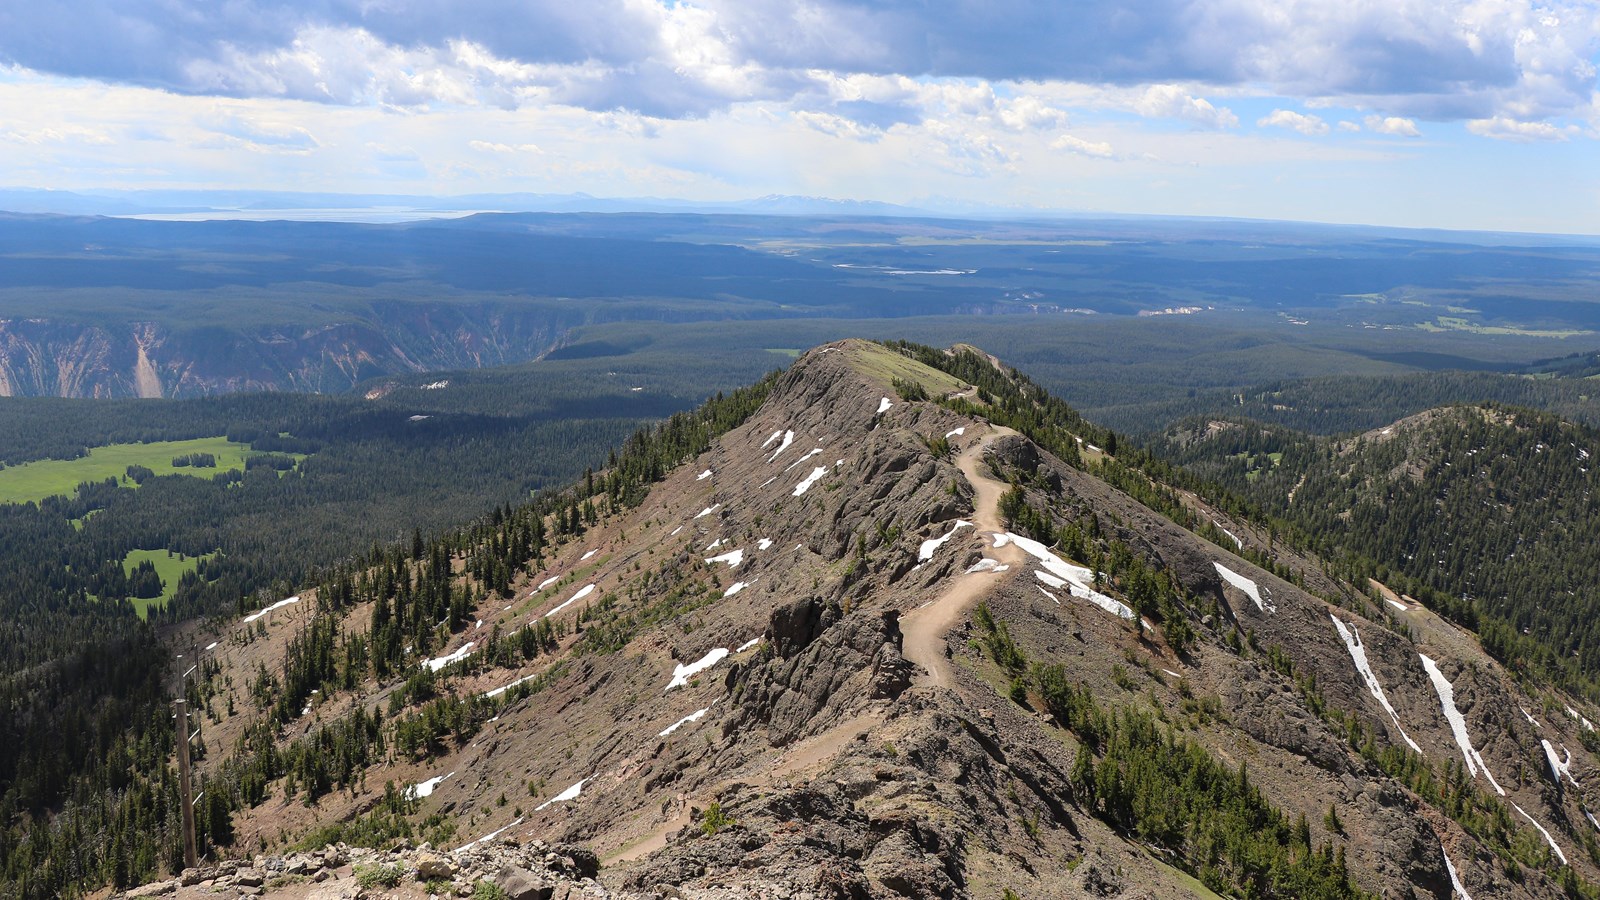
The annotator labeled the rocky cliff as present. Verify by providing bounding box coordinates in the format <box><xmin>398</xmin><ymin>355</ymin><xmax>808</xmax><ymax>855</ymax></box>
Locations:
<box><xmin>0</xmin><ymin>304</ymin><xmax>579</xmax><ymax>397</ymax></box>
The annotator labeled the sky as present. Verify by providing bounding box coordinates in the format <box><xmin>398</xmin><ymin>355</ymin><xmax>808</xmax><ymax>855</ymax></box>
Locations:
<box><xmin>0</xmin><ymin>0</ymin><xmax>1597</xmax><ymax>233</ymax></box>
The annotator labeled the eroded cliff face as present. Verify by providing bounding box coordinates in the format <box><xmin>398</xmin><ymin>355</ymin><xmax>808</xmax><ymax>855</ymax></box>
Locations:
<box><xmin>0</xmin><ymin>306</ymin><xmax>576</xmax><ymax>397</ymax></box>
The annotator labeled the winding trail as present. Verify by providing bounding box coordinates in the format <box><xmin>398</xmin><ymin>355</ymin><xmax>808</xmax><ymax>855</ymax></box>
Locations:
<box><xmin>901</xmin><ymin>425</ymin><xmax>1024</xmax><ymax>688</ymax></box>
<box><xmin>611</xmin><ymin>424</ymin><xmax>1023</xmax><ymax>865</ymax></box>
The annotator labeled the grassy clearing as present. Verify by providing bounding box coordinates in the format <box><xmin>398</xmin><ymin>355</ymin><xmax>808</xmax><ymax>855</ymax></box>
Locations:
<box><xmin>121</xmin><ymin>548</ymin><xmax>220</xmax><ymax>619</ymax></box>
<box><xmin>839</xmin><ymin>340</ymin><xmax>969</xmax><ymax>396</ymax></box>
<box><xmin>1418</xmin><ymin>317</ymin><xmax>1589</xmax><ymax>339</ymax></box>
<box><xmin>1139</xmin><ymin>848</ymin><xmax>1229</xmax><ymax>900</ymax></box>
<box><xmin>0</xmin><ymin>436</ymin><xmax>276</xmax><ymax>505</ymax></box>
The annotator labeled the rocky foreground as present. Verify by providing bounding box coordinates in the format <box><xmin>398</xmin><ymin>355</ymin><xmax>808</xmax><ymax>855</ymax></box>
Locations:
<box><xmin>115</xmin><ymin>839</ymin><xmax>608</xmax><ymax>900</ymax></box>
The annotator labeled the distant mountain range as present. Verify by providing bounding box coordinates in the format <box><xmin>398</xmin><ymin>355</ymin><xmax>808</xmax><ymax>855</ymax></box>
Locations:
<box><xmin>0</xmin><ymin>187</ymin><xmax>935</xmax><ymax>220</ymax></box>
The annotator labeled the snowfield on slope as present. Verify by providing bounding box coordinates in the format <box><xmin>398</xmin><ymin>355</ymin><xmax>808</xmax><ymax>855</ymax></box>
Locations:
<box><xmin>243</xmin><ymin>595</ymin><xmax>299</xmax><ymax>623</ymax></box>
<box><xmin>793</xmin><ymin>466</ymin><xmax>828</xmax><ymax>495</ymax></box>
<box><xmin>1330</xmin><ymin>616</ymin><xmax>1422</xmax><ymax>752</ymax></box>
<box><xmin>407</xmin><ymin>772</ymin><xmax>453</xmax><ymax>799</ymax></box>
<box><xmin>534</xmin><ymin>778</ymin><xmax>588</xmax><ymax>811</ymax></box>
<box><xmin>423</xmin><ymin>642</ymin><xmax>476</xmax><ymax>673</ymax></box>
<box><xmin>667</xmin><ymin>647</ymin><xmax>730</xmax><ymax>690</ymax></box>
<box><xmin>995</xmin><ymin>531</ymin><xmax>1134</xmax><ymax>621</ymax></box>
<box><xmin>1419</xmin><ymin>654</ymin><xmax>1505</xmax><ymax>795</ymax></box>
<box><xmin>545</xmin><ymin>584</ymin><xmax>595</xmax><ymax>618</ymax></box>
<box><xmin>918</xmin><ymin>520</ymin><xmax>972</xmax><ymax>562</ymax></box>
<box><xmin>766</xmin><ymin>430</ymin><xmax>795</xmax><ymax>461</ymax></box>
<box><xmin>659</xmin><ymin>707</ymin><xmax>711</xmax><ymax>737</ymax></box>
<box><xmin>1213</xmin><ymin>562</ymin><xmax>1273</xmax><ymax>612</ymax></box>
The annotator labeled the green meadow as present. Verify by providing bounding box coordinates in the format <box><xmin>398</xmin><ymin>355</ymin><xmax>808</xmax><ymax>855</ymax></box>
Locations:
<box><xmin>0</xmin><ymin>436</ymin><xmax>262</xmax><ymax>505</ymax></box>
<box><xmin>121</xmin><ymin>548</ymin><xmax>219</xmax><ymax>619</ymax></box>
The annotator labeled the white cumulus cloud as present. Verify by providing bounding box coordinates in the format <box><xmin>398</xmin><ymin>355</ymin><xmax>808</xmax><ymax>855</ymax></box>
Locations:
<box><xmin>1257</xmin><ymin>109</ymin><xmax>1329</xmax><ymax>136</ymax></box>
<box><xmin>1135</xmin><ymin>85</ymin><xmax>1238</xmax><ymax>129</ymax></box>
<box><xmin>1466</xmin><ymin>116</ymin><xmax>1577</xmax><ymax>141</ymax></box>
<box><xmin>1050</xmin><ymin>133</ymin><xmax>1116</xmax><ymax>159</ymax></box>
<box><xmin>1363</xmin><ymin>115</ymin><xmax>1422</xmax><ymax>137</ymax></box>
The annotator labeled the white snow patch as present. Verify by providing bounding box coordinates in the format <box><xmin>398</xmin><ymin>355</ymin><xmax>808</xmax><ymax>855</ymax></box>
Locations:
<box><xmin>918</xmin><ymin>520</ymin><xmax>973</xmax><ymax>561</ymax></box>
<box><xmin>724</xmin><ymin>581</ymin><xmax>750</xmax><ymax>596</ymax></box>
<box><xmin>1037</xmin><ymin>586</ymin><xmax>1061</xmax><ymax>605</ymax></box>
<box><xmin>1086</xmin><ymin>443</ymin><xmax>1102</xmax><ymax>453</ymax></box>
<box><xmin>1163</xmin><ymin>669</ymin><xmax>1183</xmax><ymax>679</ymax></box>
<box><xmin>659</xmin><ymin>707</ymin><xmax>711</xmax><ymax>737</ymax></box>
<box><xmin>1442</xmin><ymin>847</ymin><xmax>1473</xmax><ymax>900</ymax></box>
<box><xmin>697</xmin><ymin>469</ymin><xmax>713</xmax><ymax>481</ymax></box>
<box><xmin>204</xmin><ymin>641</ymin><xmax>219</xmax><ymax>651</ymax></box>
<box><xmin>534</xmin><ymin>779</ymin><xmax>588</xmax><ymax>811</ymax></box>
<box><xmin>783</xmin><ymin>447</ymin><xmax>825</xmax><ymax>473</ymax></box>
<box><xmin>1213</xmin><ymin>562</ymin><xmax>1273</xmax><ymax>613</ymax></box>
<box><xmin>876</xmin><ymin>397</ymin><xmax>893</xmax><ymax>414</ymax></box>
<box><xmin>945</xmin><ymin>427</ymin><xmax>966</xmax><ymax>439</ymax></box>
<box><xmin>757</xmin><ymin>538</ymin><xmax>773</xmax><ymax>550</ymax></box>
<box><xmin>545</xmin><ymin>584</ymin><xmax>595</xmax><ymax>618</ymax></box>
<box><xmin>694</xmin><ymin>504</ymin><xmax>721</xmax><ymax>519</ymax></box>
<box><xmin>1513</xmin><ymin>802</ymin><xmax>1567</xmax><ymax>864</ymax></box>
<box><xmin>994</xmin><ymin>532</ymin><xmax>1135</xmax><ymax>621</ymax></box>
<box><xmin>408</xmin><ymin>415</ymin><xmax>431</xmax><ymax>422</ymax></box>
<box><xmin>423</xmin><ymin>642</ymin><xmax>476</xmax><ymax>673</ymax></box>
<box><xmin>1330</xmin><ymin>616</ymin><xmax>1423</xmax><ymax>752</ymax></box>
<box><xmin>407</xmin><ymin>772</ymin><xmax>453</xmax><ymax>799</ymax></box>
<box><xmin>706</xmin><ymin>549</ymin><xmax>745</xmax><ymax>568</ymax></box>
<box><xmin>670</xmin><ymin>525</ymin><xmax>684</xmax><ymax>536</ymax></box>
<box><xmin>1036</xmin><ymin>570</ymin><xmax>1067</xmax><ymax>590</ymax></box>
<box><xmin>580</xmin><ymin>549</ymin><xmax>598</xmax><ymax>561</ymax></box>
<box><xmin>457</xmin><ymin>818</ymin><xmax>522</xmax><ymax>851</ymax></box>
<box><xmin>243</xmin><ymin>595</ymin><xmax>300</xmax><ymax>623</ymax></box>
<box><xmin>475</xmin><ymin>619</ymin><xmax>483</xmax><ymax>630</ymax></box>
<box><xmin>1589</xmin><ymin>811</ymin><xmax>1600</xmax><ymax>832</ymax></box>
<box><xmin>793</xmin><ymin>466</ymin><xmax>828</xmax><ymax>496</ymax></box>
<box><xmin>1566</xmin><ymin>705</ymin><xmax>1596</xmax><ymax>731</ymax></box>
<box><xmin>705</xmin><ymin>538</ymin><xmax>725</xmax><ymax>551</ymax></box>
<box><xmin>534</xmin><ymin>576</ymin><xmax>560</xmax><ymax>592</ymax></box>
<box><xmin>1212</xmin><ymin>521</ymin><xmax>1243</xmax><ymax>550</ymax></box>
<box><xmin>421</xmin><ymin>380</ymin><xmax>448</xmax><ymax>390</ymax></box>
<box><xmin>667</xmin><ymin>648</ymin><xmax>730</xmax><ymax>690</ymax></box>
<box><xmin>1542</xmin><ymin>739</ymin><xmax>1580</xmax><ymax>789</ymax></box>
<box><xmin>1386</xmin><ymin>598</ymin><xmax>1409</xmax><ymax>612</ymax></box>
<box><xmin>966</xmin><ymin>558</ymin><xmax>1010</xmax><ymax>574</ymax></box>
<box><xmin>760</xmin><ymin>430</ymin><xmax>784</xmax><ymax>449</ymax></box>
<box><xmin>736</xmin><ymin>637</ymin><xmax>762</xmax><ymax>652</ymax></box>
<box><xmin>484</xmin><ymin>673</ymin><xmax>539</xmax><ymax>699</ymax></box>
<box><xmin>1420</xmin><ymin>654</ymin><xmax>1505</xmax><ymax>795</ymax></box>
<box><xmin>1521</xmin><ymin>706</ymin><xmax>1541</xmax><ymax>727</ymax></box>
<box><xmin>767</xmin><ymin>430</ymin><xmax>795</xmax><ymax>461</ymax></box>
<box><xmin>760</xmin><ymin>477</ymin><xmax>776</xmax><ymax>488</ymax></box>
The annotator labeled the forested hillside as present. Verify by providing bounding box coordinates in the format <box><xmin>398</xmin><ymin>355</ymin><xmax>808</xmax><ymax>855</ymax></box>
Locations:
<box><xmin>0</xmin><ymin>355</ymin><xmax>781</xmax><ymax>898</ymax></box>
<box><xmin>1158</xmin><ymin>405</ymin><xmax>1600</xmax><ymax>698</ymax></box>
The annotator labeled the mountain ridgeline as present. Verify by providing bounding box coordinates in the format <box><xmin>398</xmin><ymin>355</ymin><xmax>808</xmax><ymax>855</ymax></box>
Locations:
<box><xmin>14</xmin><ymin>340</ymin><xmax>1600</xmax><ymax>900</ymax></box>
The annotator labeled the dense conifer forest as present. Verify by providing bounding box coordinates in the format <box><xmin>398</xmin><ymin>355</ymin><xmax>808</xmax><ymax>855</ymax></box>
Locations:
<box><xmin>0</xmin><ymin>362</ymin><xmax>777</xmax><ymax>898</ymax></box>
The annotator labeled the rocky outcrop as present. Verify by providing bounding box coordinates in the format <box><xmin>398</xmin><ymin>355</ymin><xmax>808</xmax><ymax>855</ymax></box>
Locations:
<box><xmin>723</xmin><ymin>598</ymin><xmax>912</xmax><ymax>747</ymax></box>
